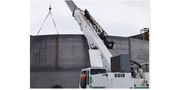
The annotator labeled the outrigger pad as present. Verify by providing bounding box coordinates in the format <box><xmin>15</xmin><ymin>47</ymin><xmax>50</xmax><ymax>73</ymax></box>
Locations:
<box><xmin>111</xmin><ymin>54</ymin><xmax>131</xmax><ymax>72</ymax></box>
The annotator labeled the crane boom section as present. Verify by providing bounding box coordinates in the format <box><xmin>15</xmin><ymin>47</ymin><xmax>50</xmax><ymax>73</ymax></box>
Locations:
<box><xmin>65</xmin><ymin>0</ymin><xmax>78</xmax><ymax>14</ymax></box>
<box><xmin>75</xmin><ymin>9</ymin><xmax>112</xmax><ymax>69</ymax></box>
<box><xmin>65</xmin><ymin>0</ymin><xmax>112</xmax><ymax>70</ymax></box>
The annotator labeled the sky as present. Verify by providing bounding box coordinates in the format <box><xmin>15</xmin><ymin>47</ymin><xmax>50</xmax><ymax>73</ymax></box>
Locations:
<box><xmin>30</xmin><ymin>0</ymin><xmax>150</xmax><ymax>37</ymax></box>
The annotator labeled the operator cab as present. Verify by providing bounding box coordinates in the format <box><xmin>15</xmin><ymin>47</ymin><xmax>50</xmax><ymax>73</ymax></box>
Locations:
<box><xmin>79</xmin><ymin>67</ymin><xmax>107</xmax><ymax>88</ymax></box>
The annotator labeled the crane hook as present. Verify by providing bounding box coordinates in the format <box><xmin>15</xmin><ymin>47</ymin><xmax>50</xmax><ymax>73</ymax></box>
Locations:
<box><xmin>49</xmin><ymin>5</ymin><xmax>51</xmax><ymax>11</ymax></box>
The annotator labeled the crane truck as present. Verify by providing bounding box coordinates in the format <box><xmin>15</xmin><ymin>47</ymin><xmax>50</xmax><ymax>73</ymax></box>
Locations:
<box><xmin>64</xmin><ymin>0</ymin><xmax>149</xmax><ymax>88</ymax></box>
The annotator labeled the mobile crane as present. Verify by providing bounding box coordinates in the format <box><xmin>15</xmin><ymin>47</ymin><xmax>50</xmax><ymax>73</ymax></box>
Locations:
<box><xmin>64</xmin><ymin>0</ymin><xmax>149</xmax><ymax>88</ymax></box>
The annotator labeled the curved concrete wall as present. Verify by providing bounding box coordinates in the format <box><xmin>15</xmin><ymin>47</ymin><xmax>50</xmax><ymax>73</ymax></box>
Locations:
<box><xmin>30</xmin><ymin>34</ymin><xmax>149</xmax><ymax>88</ymax></box>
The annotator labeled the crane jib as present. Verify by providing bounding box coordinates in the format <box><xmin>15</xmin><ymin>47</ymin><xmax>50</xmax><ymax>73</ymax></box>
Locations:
<box><xmin>65</xmin><ymin>0</ymin><xmax>78</xmax><ymax>15</ymax></box>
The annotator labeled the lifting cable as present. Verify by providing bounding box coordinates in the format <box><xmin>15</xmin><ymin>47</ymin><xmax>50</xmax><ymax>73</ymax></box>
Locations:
<box><xmin>37</xmin><ymin>5</ymin><xmax>59</xmax><ymax>35</ymax></box>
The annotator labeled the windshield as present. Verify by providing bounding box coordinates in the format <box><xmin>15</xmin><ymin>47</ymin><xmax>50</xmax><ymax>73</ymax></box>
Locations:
<box><xmin>90</xmin><ymin>69</ymin><xmax>106</xmax><ymax>75</ymax></box>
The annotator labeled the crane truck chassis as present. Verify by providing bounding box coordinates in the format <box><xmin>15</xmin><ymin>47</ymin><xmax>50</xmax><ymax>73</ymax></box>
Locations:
<box><xmin>64</xmin><ymin>0</ymin><xmax>149</xmax><ymax>88</ymax></box>
<box><xmin>79</xmin><ymin>57</ymin><xmax>149</xmax><ymax>88</ymax></box>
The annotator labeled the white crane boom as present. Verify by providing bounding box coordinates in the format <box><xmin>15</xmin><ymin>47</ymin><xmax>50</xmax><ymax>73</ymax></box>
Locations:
<box><xmin>65</xmin><ymin>0</ymin><xmax>112</xmax><ymax>70</ymax></box>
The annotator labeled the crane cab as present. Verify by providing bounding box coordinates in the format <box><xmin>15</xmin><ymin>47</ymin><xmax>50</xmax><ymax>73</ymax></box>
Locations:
<box><xmin>79</xmin><ymin>67</ymin><xmax>107</xmax><ymax>88</ymax></box>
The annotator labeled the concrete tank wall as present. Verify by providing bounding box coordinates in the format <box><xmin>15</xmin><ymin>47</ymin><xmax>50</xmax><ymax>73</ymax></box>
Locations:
<box><xmin>30</xmin><ymin>34</ymin><xmax>149</xmax><ymax>88</ymax></box>
<box><xmin>30</xmin><ymin>35</ymin><xmax>90</xmax><ymax>69</ymax></box>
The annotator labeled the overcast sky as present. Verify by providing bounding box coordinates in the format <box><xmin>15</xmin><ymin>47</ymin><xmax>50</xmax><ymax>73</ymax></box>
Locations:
<box><xmin>31</xmin><ymin>0</ymin><xmax>150</xmax><ymax>37</ymax></box>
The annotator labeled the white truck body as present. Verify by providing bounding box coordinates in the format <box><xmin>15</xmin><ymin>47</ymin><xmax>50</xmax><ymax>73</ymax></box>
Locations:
<box><xmin>90</xmin><ymin>73</ymin><xmax>134</xmax><ymax>88</ymax></box>
<box><xmin>79</xmin><ymin>68</ymin><xmax>148</xmax><ymax>88</ymax></box>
